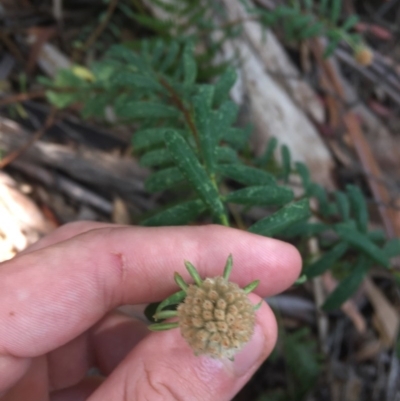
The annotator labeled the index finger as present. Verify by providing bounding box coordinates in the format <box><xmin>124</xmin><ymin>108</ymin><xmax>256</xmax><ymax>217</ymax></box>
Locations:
<box><xmin>0</xmin><ymin>225</ymin><xmax>301</xmax><ymax>358</ymax></box>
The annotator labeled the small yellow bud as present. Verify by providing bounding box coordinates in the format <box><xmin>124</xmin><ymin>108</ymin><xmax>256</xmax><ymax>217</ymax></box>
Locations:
<box><xmin>354</xmin><ymin>47</ymin><xmax>373</xmax><ymax>66</ymax></box>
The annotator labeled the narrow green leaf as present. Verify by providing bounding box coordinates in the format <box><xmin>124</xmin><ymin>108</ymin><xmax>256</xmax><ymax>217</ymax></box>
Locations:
<box><xmin>305</xmin><ymin>242</ymin><xmax>348</xmax><ymax>278</ymax></box>
<box><xmin>249</xmin><ymin>198</ymin><xmax>311</xmax><ymax>237</ymax></box>
<box><xmin>283</xmin><ymin>222</ymin><xmax>328</xmax><ymax>238</ymax></box>
<box><xmin>145</xmin><ymin>167</ymin><xmax>184</xmax><ymax>193</ymax></box>
<box><xmin>334</xmin><ymin>190</ymin><xmax>350</xmax><ymax>221</ymax></box>
<box><xmin>368</xmin><ymin>230</ymin><xmax>386</xmax><ymax>244</ymax></box>
<box><xmin>148</xmin><ymin>322</ymin><xmax>180</xmax><ymax>331</ymax></box>
<box><xmin>153</xmin><ymin>310</ymin><xmax>178</xmax><ymax>321</ymax></box>
<box><xmin>243</xmin><ymin>280</ymin><xmax>260</xmax><ymax>294</ymax></box>
<box><xmin>111</xmin><ymin>71</ymin><xmax>163</xmax><ymax>91</ymax></box>
<box><xmin>296</xmin><ymin>162</ymin><xmax>311</xmax><ymax>190</ymax></box>
<box><xmin>309</xmin><ymin>183</ymin><xmax>330</xmax><ymax>216</ymax></box>
<box><xmin>140</xmin><ymin>148</ymin><xmax>173</xmax><ymax>167</ymax></box>
<box><xmin>193</xmin><ymin>85</ymin><xmax>216</xmax><ymax>174</ymax></box>
<box><xmin>335</xmin><ymin>224</ymin><xmax>389</xmax><ymax>268</ymax></box>
<box><xmin>159</xmin><ymin>41</ymin><xmax>179</xmax><ymax>72</ymax></box>
<box><xmin>223</xmin><ymin>254</ymin><xmax>233</xmax><ymax>280</ymax></box>
<box><xmin>320</xmin><ymin>0</ymin><xmax>329</xmax><ymax>16</ymax></box>
<box><xmin>323</xmin><ymin>256</ymin><xmax>371</xmax><ymax>311</ymax></box>
<box><xmin>257</xmin><ymin>137</ymin><xmax>278</xmax><ymax>167</ymax></box>
<box><xmin>156</xmin><ymin>290</ymin><xmax>186</xmax><ymax>313</ymax></box>
<box><xmin>299</xmin><ymin>21</ymin><xmax>325</xmax><ymax>39</ymax></box>
<box><xmin>213</xmin><ymin>67</ymin><xmax>237</xmax><ymax>106</ymax></box>
<box><xmin>164</xmin><ymin>131</ymin><xmax>226</xmax><ymax>222</ymax></box>
<box><xmin>324</xmin><ymin>38</ymin><xmax>340</xmax><ymax>58</ymax></box>
<box><xmin>183</xmin><ymin>43</ymin><xmax>197</xmax><ymax>86</ymax></box>
<box><xmin>281</xmin><ymin>145</ymin><xmax>291</xmax><ymax>183</ymax></box>
<box><xmin>383</xmin><ymin>238</ymin><xmax>400</xmax><ymax>258</ymax></box>
<box><xmin>221</xmin><ymin>127</ymin><xmax>249</xmax><ymax>150</ymax></box>
<box><xmin>184</xmin><ymin>261</ymin><xmax>203</xmax><ymax>286</ymax></box>
<box><xmin>116</xmin><ymin>101</ymin><xmax>179</xmax><ymax>119</ymax></box>
<box><xmin>304</xmin><ymin>0</ymin><xmax>313</xmax><ymax>11</ymax></box>
<box><xmin>216</xmin><ymin>147</ymin><xmax>238</xmax><ymax>164</ymax></box>
<box><xmin>213</xmin><ymin>101</ymin><xmax>239</xmax><ymax>141</ymax></box>
<box><xmin>330</xmin><ymin>0</ymin><xmax>342</xmax><ymax>24</ymax></box>
<box><xmin>174</xmin><ymin>272</ymin><xmax>189</xmax><ymax>291</ymax></box>
<box><xmin>225</xmin><ymin>185</ymin><xmax>293</xmax><ymax>207</ymax></box>
<box><xmin>342</xmin><ymin>15</ymin><xmax>359</xmax><ymax>31</ymax></box>
<box><xmin>133</xmin><ymin>128</ymin><xmax>187</xmax><ymax>151</ymax></box>
<box><xmin>141</xmin><ymin>199</ymin><xmax>206</xmax><ymax>226</ymax></box>
<box><xmin>217</xmin><ymin>164</ymin><xmax>276</xmax><ymax>186</ymax></box>
<box><xmin>347</xmin><ymin>185</ymin><xmax>368</xmax><ymax>232</ymax></box>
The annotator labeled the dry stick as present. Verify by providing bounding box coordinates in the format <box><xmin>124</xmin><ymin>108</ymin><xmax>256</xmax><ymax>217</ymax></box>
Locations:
<box><xmin>344</xmin><ymin>113</ymin><xmax>397</xmax><ymax>239</ymax></box>
<box><xmin>0</xmin><ymin>108</ymin><xmax>58</xmax><ymax>169</ymax></box>
<box><xmin>313</xmin><ymin>40</ymin><xmax>399</xmax><ymax>239</ymax></box>
<box><xmin>0</xmin><ymin>90</ymin><xmax>46</xmax><ymax>107</ymax></box>
<box><xmin>0</xmin><ymin>31</ymin><xmax>25</xmax><ymax>64</ymax></box>
<box><xmin>74</xmin><ymin>0</ymin><xmax>120</xmax><ymax>61</ymax></box>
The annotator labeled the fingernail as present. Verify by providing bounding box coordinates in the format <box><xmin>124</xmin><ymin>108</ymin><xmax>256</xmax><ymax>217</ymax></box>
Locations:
<box><xmin>232</xmin><ymin>324</ymin><xmax>265</xmax><ymax>377</ymax></box>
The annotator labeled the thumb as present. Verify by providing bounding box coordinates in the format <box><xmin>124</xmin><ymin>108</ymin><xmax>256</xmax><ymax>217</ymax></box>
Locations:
<box><xmin>88</xmin><ymin>297</ymin><xmax>277</xmax><ymax>401</ymax></box>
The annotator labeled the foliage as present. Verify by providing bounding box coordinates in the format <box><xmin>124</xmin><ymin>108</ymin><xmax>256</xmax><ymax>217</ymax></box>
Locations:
<box><xmin>41</xmin><ymin>1</ymin><xmax>399</xmax><ymax>318</ymax></box>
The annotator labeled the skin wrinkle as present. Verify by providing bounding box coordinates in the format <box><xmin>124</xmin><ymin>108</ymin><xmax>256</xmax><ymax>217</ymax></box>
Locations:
<box><xmin>143</xmin><ymin>364</ymin><xmax>183</xmax><ymax>401</ymax></box>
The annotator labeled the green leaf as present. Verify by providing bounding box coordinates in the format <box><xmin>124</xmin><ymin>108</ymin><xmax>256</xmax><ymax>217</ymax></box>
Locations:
<box><xmin>323</xmin><ymin>256</ymin><xmax>371</xmax><ymax>311</ymax></box>
<box><xmin>140</xmin><ymin>148</ymin><xmax>173</xmax><ymax>167</ymax></box>
<box><xmin>347</xmin><ymin>185</ymin><xmax>368</xmax><ymax>232</ymax></box>
<box><xmin>283</xmin><ymin>222</ymin><xmax>328</xmax><ymax>238</ymax></box>
<box><xmin>221</xmin><ymin>127</ymin><xmax>249</xmax><ymax>150</ymax></box>
<box><xmin>305</xmin><ymin>242</ymin><xmax>348</xmax><ymax>278</ymax></box>
<box><xmin>335</xmin><ymin>224</ymin><xmax>389</xmax><ymax>268</ymax></box>
<box><xmin>213</xmin><ymin>67</ymin><xmax>237</xmax><ymax>106</ymax></box>
<box><xmin>217</xmin><ymin>164</ymin><xmax>276</xmax><ymax>186</ymax></box>
<box><xmin>164</xmin><ymin>131</ymin><xmax>227</xmax><ymax>223</ymax></box>
<box><xmin>309</xmin><ymin>183</ymin><xmax>330</xmax><ymax>217</ymax></box>
<box><xmin>111</xmin><ymin>71</ymin><xmax>163</xmax><ymax>91</ymax></box>
<box><xmin>115</xmin><ymin>101</ymin><xmax>180</xmax><ymax>119</ymax></box>
<box><xmin>324</xmin><ymin>37</ymin><xmax>340</xmax><ymax>58</ymax></box>
<box><xmin>299</xmin><ymin>21</ymin><xmax>325</xmax><ymax>39</ymax></box>
<box><xmin>330</xmin><ymin>0</ymin><xmax>342</xmax><ymax>24</ymax></box>
<box><xmin>216</xmin><ymin>146</ymin><xmax>238</xmax><ymax>163</ymax></box>
<box><xmin>145</xmin><ymin>167</ymin><xmax>184</xmax><ymax>192</ymax></box>
<box><xmin>213</xmin><ymin>101</ymin><xmax>239</xmax><ymax>140</ymax></box>
<box><xmin>225</xmin><ymin>185</ymin><xmax>293</xmax><ymax>207</ymax></box>
<box><xmin>257</xmin><ymin>137</ymin><xmax>278</xmax><ymax>167</ymax></box>
<box><xmin>156</xmin><ymin>290</ymin><xmax>186</xmax><ymax>313</ymax></box>
<box><xmin>133</xmin><ymin>128</ymin><xmax>172</xmax><ymax>151</ymax></box>
<box><xmin>342</xmin><ymin>15</ymin><xmax>359</xmax><ymax>31</ymax></box>
<box><xmin>368</xmin><ymin>230</ymin><xmax>386</xmax><ymax>244</ymax></box>
<box><xmin>106</xmin><ymin>45</ymin><xmax>148</xmax><ymax>70</ymax></box>
<box><xmin>193</xmin><ymin>85</ymin><xmax>217</xmax><ymax>175</ymax></box>
<box><xmin>383</xmin><ymin>238</ymin><xmax>400</xmax><ymax>258</ymax></box>
<box><xmin>320</xmin><ymin>0</ymin><xmax>329</xmax><ymax>16</ymax></box>
<box><xmin>249</xmin><ymin>198</ymin><xmax>311</xmax><ymax>237</ymax></box>
<box><xmin>183</xmin><ymin>42</ymin><xmax>197</xmax><ymax>86</ymax></box>
<box><xmin>141</xmin><ymin>199</ymin><xmax>206</xmax><ymax>226</ymax></box>
<box><xmin>296</xmin><ymin>162</ymin><xmax>311</xmax><ymax>190</ymax></box>
<box><xmin>334</xmin><ymin>190</ymin><xmax>350</xmax><ymax>221</ymax></box>
<box><xmin>281</xmin><ymin>145</ymin><xmax>291</xmax><ymax>183</ymax></box>
<box><xmin>159</xmin><ymin>41</ymin><xmax>179</xmax><ymax>72</ymax></box>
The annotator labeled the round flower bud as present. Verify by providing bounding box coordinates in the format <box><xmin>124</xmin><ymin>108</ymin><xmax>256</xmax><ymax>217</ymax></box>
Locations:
<box><xmin>354</xmin><ymin>47</ymin><xmax>373</xmax><ymax>66</ymax></box>
<box><xmin>177</xmin><ymin>276</ymin><xmax>256</xmax><ymax>359</ymax></box>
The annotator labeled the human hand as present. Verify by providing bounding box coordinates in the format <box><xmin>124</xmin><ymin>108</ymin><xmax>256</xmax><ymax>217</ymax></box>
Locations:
<box><xmin>0</xmin><ymin>222</ymin><xmax>301</xmax><ymax>401</ymax></box>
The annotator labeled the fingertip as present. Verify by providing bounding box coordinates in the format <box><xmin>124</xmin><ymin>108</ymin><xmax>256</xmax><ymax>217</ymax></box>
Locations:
<box><xmin>0</xmin><ymin>355</ymin><xmax>31</xmax><ymax>394</ymax></box>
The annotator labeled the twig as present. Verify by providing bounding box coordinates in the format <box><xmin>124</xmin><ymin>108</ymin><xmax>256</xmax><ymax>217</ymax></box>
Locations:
<box><xmin>0</xmin><ymin>108</ymin><xmax>57</xmax><ymax>169</ymax></box>
<box><xmin>0</xmin><ymin>31</ymin><xmax>25</xmax><ymax>64</ymax></box>
<box><xmin>74</xmin><ymin>0</ymin><xmax>120</xmax><ymax>61</ymax></box>
<box><xmin>12</xmin><ymin>159</ymin><xmax>113</xmax><ymax>214</ymax></box>
<box><xmin>344</xmin><ymin>113</ymin><xmax>398</xmax><ymax>239</ymax></box>
<box><xmin>0</xmin><ymin>90</ymin><xmax>46</xmax><ymax>107</ymax></box>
